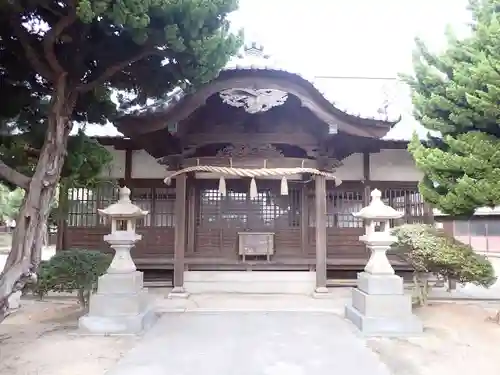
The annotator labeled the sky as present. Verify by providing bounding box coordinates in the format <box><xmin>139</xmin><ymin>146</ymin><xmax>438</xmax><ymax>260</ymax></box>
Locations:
<box><xmin>83</xmin><ymin>0</ymin><xmax>473</xmax><ymax>139</ymax></box>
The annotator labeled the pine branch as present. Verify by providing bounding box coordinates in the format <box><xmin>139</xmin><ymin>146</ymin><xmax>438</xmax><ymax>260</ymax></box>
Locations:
<box><xmin>38</xmin><ymin>1</ymin><xmax>65</xmax><ymax>18</ymax></box>
<box><xmin>76</xmin><ymin>47</ymin><xmax>156</xmax><ymax>94</ymax></box>
<box><xmin>42</xmin><ymin>12</ymin><xmax>77</xmax><ymax>77</ymax></box>
<box><xmin>0</xmin><ymin>160</ymin><xmax>31</xmax><ymax>190</ymax></box>
<box><xmin>9</xmin><ymin>16</ymin><xmax>52</xmax><ymax>80</ymax></box>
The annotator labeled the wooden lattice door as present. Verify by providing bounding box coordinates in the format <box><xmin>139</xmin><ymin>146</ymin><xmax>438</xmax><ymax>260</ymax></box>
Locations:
<box><xmin>195</xmin><ymin>180</ymin><xmax>301</xmax><ymax>259</ymax></box>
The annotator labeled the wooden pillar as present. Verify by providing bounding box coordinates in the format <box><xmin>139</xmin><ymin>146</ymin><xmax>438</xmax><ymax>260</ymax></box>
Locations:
<box><xmin>186</xmin><ymin>178</ymin><xmax>196</xmax><ymax>255</ymax></box>
<box><xmin>56</xmin><ymin>183</ymin><xmax>69</xmax><ymax>251</ymax></box>
<box><xmin>423</xmin><ymin>202</ymin><xmax>435</xmax><ymax>225</ymax></box>
<box><xmin>172</xmin><ymin>173</ymin><xmax>187</xmax><ymax>294</ymax></box>
<box><xmin>300</xmin><ymin>183</ymin><xmax>309</xmax><ymax>254</ymax></box>
<box><xmin>124</xmin><ymin>148</ymin><xmax>133</xmax><ymax>187</ymax></box>
<box><xmin>315</xmin><ymin>175</ymin><xmax>328</xmax><ymax>293</ymax></box>
<box><xmin>362</xmin><ymin>151</ymin><xmax>371</xmax><ymax>205</ymax></box>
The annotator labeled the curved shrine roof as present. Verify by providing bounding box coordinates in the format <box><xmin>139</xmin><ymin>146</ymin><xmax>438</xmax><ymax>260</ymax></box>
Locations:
<box><xmin>115</xmin><ymin>43</ymin><xmax>401</xmax><ymax>139</ymax></box>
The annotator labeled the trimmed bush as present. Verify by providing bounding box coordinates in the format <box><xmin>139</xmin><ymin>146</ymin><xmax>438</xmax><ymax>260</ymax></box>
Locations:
<box><xmin>26</xmin><ymin>260</ymin><xmax>55</xmax><ymax>300</ymax></box>
<box><xmin>26</xmin><ymin>249</ymin><xmax>111</xmax><ymax>307</ymax></box>
<box><xmin>392</xmin><ymin>224</ymin><xmax>497</xmax><ymax>305</ymax></box>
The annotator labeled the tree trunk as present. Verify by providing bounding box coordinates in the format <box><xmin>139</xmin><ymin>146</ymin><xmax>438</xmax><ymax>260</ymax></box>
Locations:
<box><xmin>0</xmin><ymin>82</ymin><xmax>74</xmax><ymax>322</ymax></box>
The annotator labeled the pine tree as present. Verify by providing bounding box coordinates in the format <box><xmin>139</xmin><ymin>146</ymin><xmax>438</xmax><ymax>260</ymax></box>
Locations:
<box><xmin>402</xmin><ymin>0</ymin><xmax>500</xmax><ymax>216</ymax></box>
<box><xmin>0</xmin><ymin>0</ymin><xmax>242</xmax><ymax>320</ymax></box>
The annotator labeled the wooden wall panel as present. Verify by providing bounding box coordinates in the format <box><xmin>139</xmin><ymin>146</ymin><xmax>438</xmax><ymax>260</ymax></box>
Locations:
<box><xmin>64</xmin><ymin>180</ymin><xmax>176</xmax><ymax>261</ymax></box>
<box><xmin>63</xmin><ymin>178</ymin><xmax>428</xmax><ymax>270</ymax></box>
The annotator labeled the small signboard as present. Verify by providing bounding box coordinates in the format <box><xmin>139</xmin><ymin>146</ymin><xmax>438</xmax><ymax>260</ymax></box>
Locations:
<box><xmin>238</xmin><ymin>232</ymin><xmax>275</xmax><ymax>261</ymax></box>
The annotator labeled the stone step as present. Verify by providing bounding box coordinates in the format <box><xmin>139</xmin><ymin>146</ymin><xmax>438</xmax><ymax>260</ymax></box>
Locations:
<box><xmin>183</xmin><ymin>271</ymin><xmax>316</xmax><ymax>294</ymax></box>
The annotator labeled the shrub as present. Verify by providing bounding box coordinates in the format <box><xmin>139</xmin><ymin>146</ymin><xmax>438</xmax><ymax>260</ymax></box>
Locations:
<box><xmin>25</xmin><ymin>260</ymin><xmax>55</xmax><ymax>300</ymax></box>
<box><xmin>27</xmin><ymin>249</ymin><xmax>111</xmax><ymax>307</ymax></box>
<box><xmin>392</xmin><ymin>224</ymin><xmax>497</xmax><ymax>304</ymax></box>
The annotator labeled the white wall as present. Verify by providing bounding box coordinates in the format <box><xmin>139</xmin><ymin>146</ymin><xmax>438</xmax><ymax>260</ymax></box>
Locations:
<box><xmin>98</xmin><ymin>147</ymin><xmax>167</xmax><ymax>179</ymax></box>
<box><xmin>98</xmin><ymin>146</ymin><xmax>126</xmax><ymax>179</ymax></box>
<box><xmin>369</xmin><ymin>149</ymin><xmax>423</xmax><ymax>181</ymax></box>
<box><xmin>334</xmin><ymin>149</ymin><xmax>422</xmax><ymax>182</ymax></box>
<box><xmin>99</xmin><ymin>147</ymin><xmax>423</xmax><ymax>182</ymax></box>
<box><xmin>131</xmin><ymin>150</ymin><xmax>167</xmax><ymax>179</ymax></box>
<box><xmin>335</xmin><ymin>153</ymin><xmax>364</xmax><ymax>180</ymax></box>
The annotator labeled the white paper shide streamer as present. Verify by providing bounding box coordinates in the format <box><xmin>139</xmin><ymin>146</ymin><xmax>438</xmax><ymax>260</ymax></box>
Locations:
<box><xmin>165</xmin><ymin>166</ymin><xmax>341</xmax><ymax>197</ymax></box>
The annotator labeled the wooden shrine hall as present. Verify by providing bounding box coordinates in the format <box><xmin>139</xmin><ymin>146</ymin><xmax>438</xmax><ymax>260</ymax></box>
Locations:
<box><xmin>59</xmin><ymin>44</ymin><xmax>432</xmax><ymax>293</ymax></box>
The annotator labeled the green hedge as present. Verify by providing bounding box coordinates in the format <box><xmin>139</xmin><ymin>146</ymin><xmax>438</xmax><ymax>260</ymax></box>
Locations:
<box><xmin>392</xmin><ymin>224</ymin><xmax>496</xmax><ymax>287</ymax></box>
<box><xmin>25</xmin><ymin>249</ymin><xmax>112</xmax><ymax>307</ymax></box>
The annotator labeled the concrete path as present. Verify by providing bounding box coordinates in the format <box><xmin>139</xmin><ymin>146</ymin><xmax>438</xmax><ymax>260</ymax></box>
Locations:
<box><xmin>105</xmin><ymin>311</ymin><xmax>392</xmax><ymax>375</ymax></box>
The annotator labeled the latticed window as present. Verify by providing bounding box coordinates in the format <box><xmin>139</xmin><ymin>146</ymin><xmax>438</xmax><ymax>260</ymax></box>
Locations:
<box><xmin>153</xmin><ymin>188</ymin><xmax>176</xmax><ymax>227</ymax></box>
<box><xmin>308</xmin><ymin>190</ymin><xmax>364</xmax><ymax>228</ymax></box>
<box><xmin>68</xmin><ymin>187</ymin><xmax>98</xmax><ymax>227</ymax></box>
<box><xmin>67</xmin><ymin>184</ymin><xmax>175</xmax><ymax>228</ymax></box>
<box><xmin>68</xmin><ymin>183</ymin><xmax>118</xmax><ymax>227</ymax></box>
<box><xmin>378</xmin><ymin>187</ymin><xmax>425</xmax><ymax>224</ymax></box>
<box><xmin>330</xmin><ymin>191</ymin><xmax>364</xmax><ymax>228</ymax></box>
<box><xmin>97</xmin><ymin>184</ymin><xmax>118</xmax><ymax>225</ymax></box>
<box><xmin>308</xmin><ymin>186</ymin><xmax>426</xmax><ymax>228</ymax></box>
<box><xmin>197</xmin><ymin>187</ymin><xmax>301</xmax><ymax>229</ymax></box>
<box><xmin>131</xmin><ymin>188</ymin><xmax>152</xmax><ymax>227</ymax></box>
<box><xmin>130</xmin><ymin>187</ymin><xmax>176</xmax><ymax>228</ymax></box>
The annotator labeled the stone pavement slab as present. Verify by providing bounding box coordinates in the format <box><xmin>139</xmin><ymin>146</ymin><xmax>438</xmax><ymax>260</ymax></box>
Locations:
<box><xmin>152</xmin><ymin>290</ymin><xmax>351</xmax><ymax>313</ymax></box>
<box><xmin>105</xmin><ymin>311</ymin><xmax>393</xmax><ymax>375</ymax></box>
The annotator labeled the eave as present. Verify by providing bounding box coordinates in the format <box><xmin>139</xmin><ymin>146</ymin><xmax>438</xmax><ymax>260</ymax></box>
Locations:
<box><xmin>114</xmin><ymin>69</ymin><xmax>400</xmax><ymax>140</ymax></box>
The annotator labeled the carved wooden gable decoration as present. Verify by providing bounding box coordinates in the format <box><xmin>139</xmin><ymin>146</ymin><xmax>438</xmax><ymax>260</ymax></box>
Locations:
<box><xmin>219</xmin><ymin>88</ymin><xmax>289</xmax><ymax>114</ymax></box>
<box><xmin>216</xmin><ymin>144</ymin><xmax>284</xmax><ymax>159</ymax></box>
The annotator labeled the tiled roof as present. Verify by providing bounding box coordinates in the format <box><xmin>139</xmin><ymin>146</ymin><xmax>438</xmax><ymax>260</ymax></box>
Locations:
<box><xmin>127</xmin><ymin>42</ymin><xmax>400</xmax><ymax>123</ymax></box>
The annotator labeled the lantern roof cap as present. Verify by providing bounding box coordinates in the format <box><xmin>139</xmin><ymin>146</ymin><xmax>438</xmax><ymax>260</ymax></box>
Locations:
<box><xmin>353</xmin><ymin>189</ymin><xmax>403</xmax><ymax>220</ymax></box>
<box><xmin>98</xmin><ymin>186</ymin><xmax>148</xmax><ymax>219</ymax></box>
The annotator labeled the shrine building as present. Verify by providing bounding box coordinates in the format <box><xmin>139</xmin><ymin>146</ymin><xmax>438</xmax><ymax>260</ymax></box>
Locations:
<box><xmin>58</xmin><ymin>44</ymin><xmax>432</xmax><ymax>293</ymax></box>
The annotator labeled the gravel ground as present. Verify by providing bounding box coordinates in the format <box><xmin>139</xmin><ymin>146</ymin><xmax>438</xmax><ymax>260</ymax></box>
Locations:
<box><xmin>1</xmin><ymin>296</ymin><xmax>500</xmax><ymax>375</ymax></box>
<box><xmin>370</xmin><ymin>302</ymin><xmax>500</xmax><ymax>375</ymax></box>
<box><xmin>0</xmin><ymin>298</ymin><xmax>139</xmax><ymax>375</ymax></box>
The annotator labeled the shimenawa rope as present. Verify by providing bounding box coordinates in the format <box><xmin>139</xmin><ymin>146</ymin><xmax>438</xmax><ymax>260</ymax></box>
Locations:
<box><xmin>164</xmin><ymin>166</ymin><xmax>341</xmax><ymax>198</ymax></box>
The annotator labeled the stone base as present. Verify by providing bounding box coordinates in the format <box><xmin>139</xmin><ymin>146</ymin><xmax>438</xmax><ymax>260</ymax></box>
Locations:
<box><xmin>345</xmin><ymin>273</ymin><xmax>422</xmax><ymax>337</ymax></box>
<box><xmin>79</xmin><ymin>309</ymin><xmax>157</xmax><ymax>335</ymax></box>
<box><xmin>345</xmin><ymin>304</ymin><xmax>422</xmax><ymax>337</ymax></box>
<box><xmin>351</xmin><ymin>288</ymin><xmax>412</xmax><ymax>317</ymax></box>
<box><xmin>183</xmin><ymin>271</ymin><xmax>316</xmax><ymax>294</ymax></box>
<box><xmin>78</xmin><ymin>270</ymin><xmax>155</xmax><ymax>335</ymax></box>
<box><xmin>312</xmin><ymin>286</ymin><xmax>333</xmax><ymax>299</ymax></box>
<box><xmin>88</xmin><ymin>289</ymin><xmax>150</xmax><ymax>316</ymax></box>
<box><xmin>357</xmin><ymin>272</ymin><xmax>404</xmax><ymax>295</ymax></box>
<box><xmin>96</xmin><ymin>271</ymin><xmax>144</xmax><ymax>294</ymax></box>
<box><xmin>168</xmin><ymin>287</ymin><xmax>190</xmax><ymax>299</ymax></box>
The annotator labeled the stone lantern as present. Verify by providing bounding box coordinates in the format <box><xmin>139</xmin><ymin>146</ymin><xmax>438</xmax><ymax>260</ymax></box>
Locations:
<box><xmin>79</xmin><ymin>187</ymin><xmax>156</xmax><ymax>335</ymax></box>
<box><xmin>344</xmin><ymin>189</ymin><xmax>422</xmax><ymax>336</ymax></box>
<box><xmin>354</xmin><ymin>188</ymin><xmax>402</xmax><ymax>276</ymax></box>
<box><xmin>99</xmin><ymin>186</ymin><xmax>147</xmax><ymax>274</ymax></box>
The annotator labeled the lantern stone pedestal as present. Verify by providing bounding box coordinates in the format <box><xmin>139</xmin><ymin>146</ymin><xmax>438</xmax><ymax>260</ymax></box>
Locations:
<box><xmin>78</xmin><ymin>187</ymin><xmax>157</xmax><ymax>335</ymax></box>
<box><xmin>344</xmin><ymin>189</ymin><xmax>423</xmax><ymax>336</ymax></box>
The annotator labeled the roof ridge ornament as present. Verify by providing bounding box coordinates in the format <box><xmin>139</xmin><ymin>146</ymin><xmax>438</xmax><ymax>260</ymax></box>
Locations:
<box><xmin>241</xmin><ymin>42</ymin><xmax>269</xmax><ymax>59</ymax></box>
<box><xmin>226</xmin><ymin>41</ymin><xmax>276</xmax><ymax>71</ymax></box>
